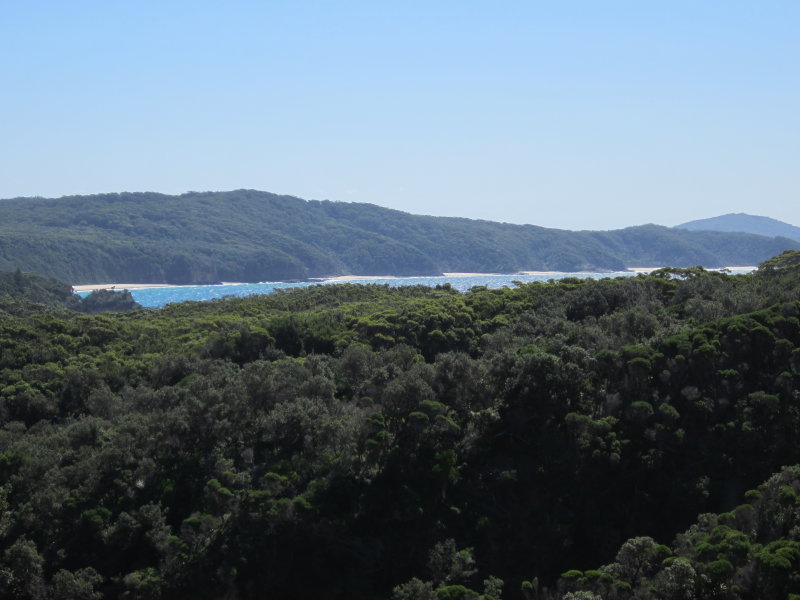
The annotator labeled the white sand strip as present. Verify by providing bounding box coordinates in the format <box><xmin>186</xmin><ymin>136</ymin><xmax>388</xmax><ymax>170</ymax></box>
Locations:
<box><xmin>626</xmin><ymin>267</ymin><xmax>664</xmax><ymax>273</ymax></box>
<box><xmin>516</xmin><ymin>271</ymin><xmax>571</xmax><ymax>276</ymax></box>
<box><xmin>72</xmin><ymin>283</ymin><xmax>181</xmax><ymax>292</ymax></box>
<box><xmin>442</xmin><ymin>272</ymin><xmax>503</xmax><ymax>277</ymax></box>
<box><xmin>316</xmin><ymin>275</ymin><xmax>400</xmax><ymax>282</ymax></box>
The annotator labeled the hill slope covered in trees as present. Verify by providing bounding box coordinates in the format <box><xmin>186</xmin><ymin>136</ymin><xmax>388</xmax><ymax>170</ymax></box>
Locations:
<box><xmin>1</xmin><ymin>251</ymin><xmax>800</xmax><ymax>598</ymax></box>
<box><xmin>0</xmin><ymin>190</ymin><xmax>797</xmax><ymax>284</ymax></box>
<box><xmin>676</xmin><ymin>213</ymin><xmax>800</xmax><ymax>242</ymax></box>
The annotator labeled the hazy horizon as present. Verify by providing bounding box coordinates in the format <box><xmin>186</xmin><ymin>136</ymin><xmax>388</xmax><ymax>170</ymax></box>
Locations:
<box><xmin>2</xmin><ymin>2</ymin><xmax>798</xmax><ymax>230</ymax></box>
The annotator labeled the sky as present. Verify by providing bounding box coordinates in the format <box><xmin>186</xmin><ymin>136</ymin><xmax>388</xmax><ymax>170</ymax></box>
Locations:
<box><xmin>1</xmin><ymin>1</ymin><xmax>798</xmax><ymax>230</ymax></box>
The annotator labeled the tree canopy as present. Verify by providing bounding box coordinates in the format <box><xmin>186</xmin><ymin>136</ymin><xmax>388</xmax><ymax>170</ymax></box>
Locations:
<box><xmin>0</xmin><ymin>252</ymin><xmax>799</xmax><ymax>598</ymax></box>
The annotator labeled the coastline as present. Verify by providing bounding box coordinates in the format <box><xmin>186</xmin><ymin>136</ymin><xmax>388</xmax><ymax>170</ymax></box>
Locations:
<box><xmin>626</xmin><ymin>265</ymin><xmax>757</xmax><ymax>273</ymax></box>
<box><xmin>73</xmin><ymin>281</ymin><xmax>251</xmax><ymax>292</ymax></box>
<box><xmin>311</xmin><ymin>274</ymin><xmax>401</xmax><ymax>282</ymax></box>
<box><xmin>72</xmin><ymin>266</ymin><xmax>758</xmax><ymax>292</ymax></box>
<box><xmin>72</xmin><ymin>283</ymin><xmax>181</xmax><ymax>292</ymax></box>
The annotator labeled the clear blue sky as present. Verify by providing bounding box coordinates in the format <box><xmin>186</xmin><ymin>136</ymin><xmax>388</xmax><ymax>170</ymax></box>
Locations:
<box><xmin>1</xmin><ymin>1</ymin><xmax>798</xmax><ymax>230</ymax></box>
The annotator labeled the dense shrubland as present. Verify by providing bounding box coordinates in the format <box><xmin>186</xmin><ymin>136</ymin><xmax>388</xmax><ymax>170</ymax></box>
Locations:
<box><xmin>0</xmin><ymin>270</ymin><xmax>140</xmax><ymax>316</ymax></box>
<box><xmin>0</xmin><ymin>251</ymin><xmax>799</xmax><ymax>599</ymax></box>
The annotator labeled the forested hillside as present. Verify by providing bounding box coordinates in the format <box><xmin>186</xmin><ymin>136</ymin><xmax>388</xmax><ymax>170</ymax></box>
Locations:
<box><xmin>0</xmin><ymin>190</ymin><xmax>797</xmax><ymax>284</ymax></box>
<box><xmin>1</xmin><ymin>251</ymin><xmax>800</xmax><ymax>599</ymax></box>
<box><xmin>677</xmin><ymin>213</ymin><xmax>800</xmax><ymax>242</ymax></box>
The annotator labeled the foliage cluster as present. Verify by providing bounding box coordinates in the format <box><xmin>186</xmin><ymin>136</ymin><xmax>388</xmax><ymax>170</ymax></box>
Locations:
<box><xmin>0</xmin><ymin>251</ymin><xmax>799</xmax><ymax>598</ymax></box>
<box><xmin>0</xmin><ymin>270</ymin><xmax>140</xmax><ymax>316</ymax></box>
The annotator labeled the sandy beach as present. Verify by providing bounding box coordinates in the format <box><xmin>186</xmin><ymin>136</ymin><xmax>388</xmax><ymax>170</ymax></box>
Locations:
<box><xmin>626</xmin><ymin>266</ymin><xmax>757</xmax><ymax>274</ymax></box>
<box><xmin>72</xmin><ymin>281</ymin><xmax>251</xmax><ymax>292</ymax></box>
<box><xmin>721</xmin><ymin>266</ymin><xmax>758</xmax><ymax>271</ymax></box>
<box><xmin>72</xmin><ymin>283</ymin><xmax>179</xmax><ymax>292</ymax></box>
<box><xmin>315</xmin><ymin>275</ymin><xmax>400</xmax><ymax>282</ymax></box>
<box><xmin>515</xmin><ymin>270</ymin><xmax>571</xmax><ymax>276</ymax></box>
<box><xmin>442</xmin><ymin>272</ymin><xmax>501</xmax><ymax>277</ymax></box>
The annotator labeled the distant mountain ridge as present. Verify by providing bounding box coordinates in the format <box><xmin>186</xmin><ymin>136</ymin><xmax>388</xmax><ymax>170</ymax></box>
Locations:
<box><xmin>0</xmin><ymin>190</ymin><xmax>798</xmax><ymax>284</ymax></box>
<box><xmin>676</xmin><ymin>213</ymin><xmax>800</xmax><ymax>242</ymax></box>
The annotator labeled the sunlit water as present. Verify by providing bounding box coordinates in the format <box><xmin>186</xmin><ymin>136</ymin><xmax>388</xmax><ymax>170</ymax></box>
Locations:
<box><xmin>76</xmin><ymin>268</ymin><xmax>755</xmax><ymax>309</ymax></box>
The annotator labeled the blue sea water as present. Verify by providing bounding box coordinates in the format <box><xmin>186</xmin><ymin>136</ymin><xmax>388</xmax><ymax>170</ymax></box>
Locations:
<box><xmin>75</xmin><ymin>268</ymin><xmax>755</xmax><ymax>309</ymax></box>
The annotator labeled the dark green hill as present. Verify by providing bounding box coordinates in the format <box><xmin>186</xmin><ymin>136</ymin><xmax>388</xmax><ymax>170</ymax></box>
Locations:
<box><xmin>676</xmin><ymin>212</ymin><xmax>800</xmax><ymax>241</ymax></box>
<box><xmin>0</xmin><ymin>190</ymin><xmax>797</xmax><ymax>284</ymax></box>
